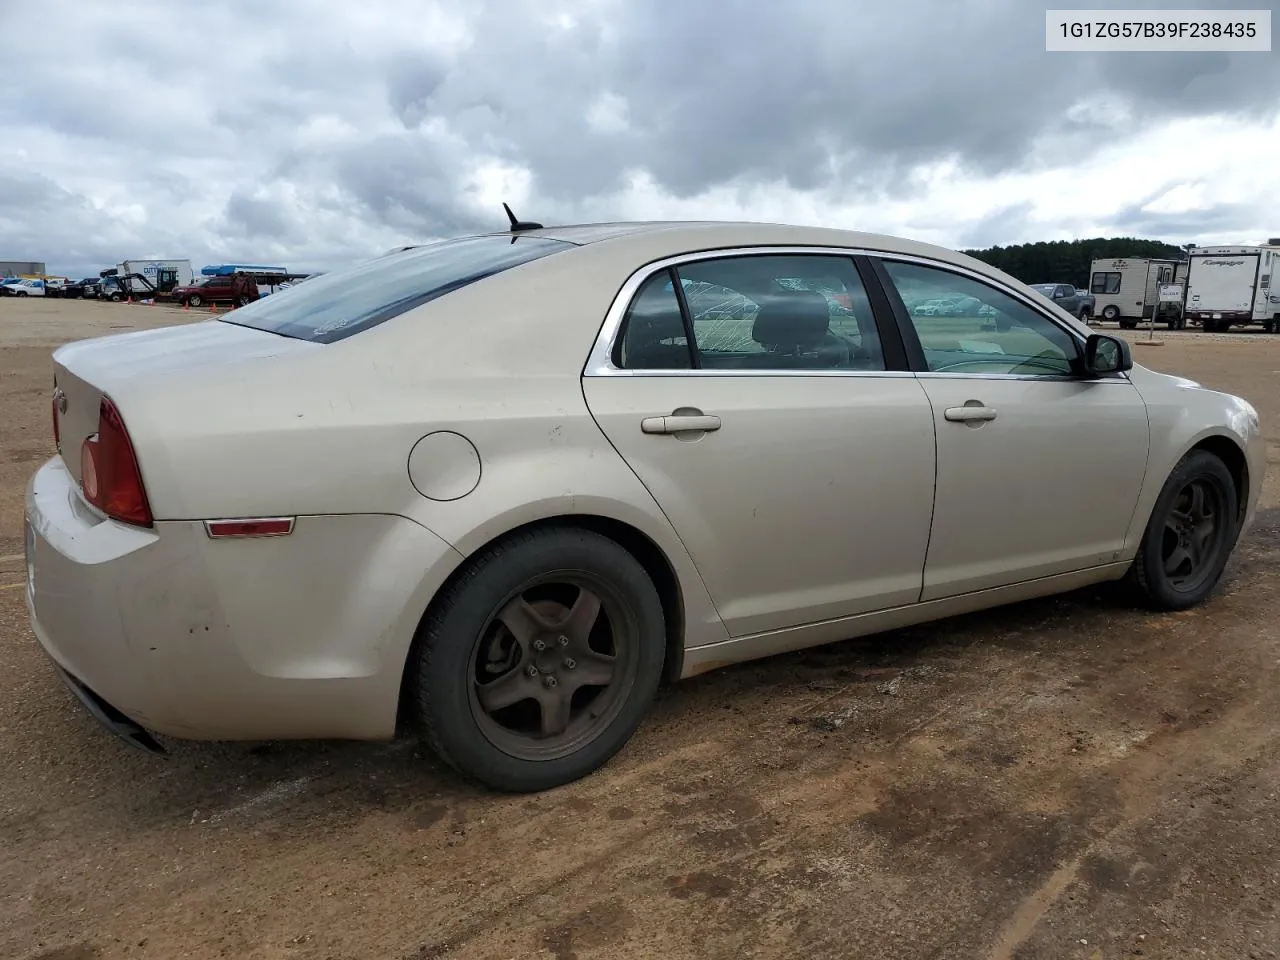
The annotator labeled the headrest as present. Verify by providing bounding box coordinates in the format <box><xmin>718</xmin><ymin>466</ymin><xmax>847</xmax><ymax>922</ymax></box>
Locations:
<box><xmin>626</xmin><ymin>298</ymin><xmax>687</xmax><ymax>344</ymax></box>
<box><xmin>752</xmin><ymin>290</ymin><xmax>831</xmax><ymax>348</ymax></box>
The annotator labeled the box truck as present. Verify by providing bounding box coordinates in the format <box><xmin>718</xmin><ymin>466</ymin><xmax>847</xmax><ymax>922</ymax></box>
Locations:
<box><xmin>1088</xmin><ymin>257</ymin><xmax>1184</xmax><ymax>329</ymax></box>
<box><xmin>114</xmin><ymin>259</ymin><xmax>194</xmax><ymax>299</ymax></box>
<box><xmin>1184</xmin><ymin>243</ymin><xmax>1280</xmax><ymax>332</ymax></box>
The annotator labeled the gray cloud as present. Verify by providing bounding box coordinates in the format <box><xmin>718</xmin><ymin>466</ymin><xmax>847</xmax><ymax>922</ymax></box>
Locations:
<box><xmin>2</xmin><ymin>0</ymin><xmax>1277</xmax><ymax>275</ymax></box>
<box><xmin>1110</xmin><ymin>201</ymin><xmax>1270</xmax><ymax>241</ymax></box>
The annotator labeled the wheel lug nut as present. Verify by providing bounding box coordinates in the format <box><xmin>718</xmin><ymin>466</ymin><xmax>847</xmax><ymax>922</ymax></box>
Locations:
<box><xmin>557</xmin><ymin>635</ymin><xmax>569</xmax><ymax>647</ymax></box>
<box><xmin>544</xmin><ymin>675</ymin><xmax>558</xmax><ymax>688</ymax></box>
<box><xmin>532</xmin><ymin>638</ymin><xmax>547</xmax><ymax>652</ymax></box>
<box><xmin>525</xmin><ymin>665</ymin><xmax>538</xmax><ymax>677</ymax></box>
<box><xmin>564</xmin><ymin>658</ymin><xmax>576</xmax><ymax>670</ymax></box>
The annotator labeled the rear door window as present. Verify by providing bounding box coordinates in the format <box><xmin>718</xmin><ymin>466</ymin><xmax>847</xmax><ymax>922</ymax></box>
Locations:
<box><xmin>221</xmin><ymin>235</ymin><xmax>573</xmax><ymax>344</ymax></box>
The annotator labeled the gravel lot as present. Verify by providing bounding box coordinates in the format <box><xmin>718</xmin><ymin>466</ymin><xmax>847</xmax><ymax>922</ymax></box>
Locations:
<box><xmin>3</xmin><ymin>298</ymin><xmax>1280</xmax><ymax>960</ymax></box>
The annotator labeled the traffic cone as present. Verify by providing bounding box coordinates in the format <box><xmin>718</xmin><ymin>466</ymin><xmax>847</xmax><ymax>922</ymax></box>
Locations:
<box><xmin>183</xmin><ymin>301</ymin><xmax>189</xmax><ymax>311</ymax></box>
<box><xmin>210</xmin><ymin>302</ymin><xmax>218</xmax><ymax>313</ymax></box>
<box><xmin>127</xmin><ymin>295</ymin><xmax>133</xmax><ymax>304</ymax></box>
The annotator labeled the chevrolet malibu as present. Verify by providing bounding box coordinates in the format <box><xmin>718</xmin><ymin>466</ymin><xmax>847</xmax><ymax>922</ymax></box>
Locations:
<box><xmin>26</xmin><ymin>220</ymin><xmax>1264</xmax><ymax>792</ymax></box>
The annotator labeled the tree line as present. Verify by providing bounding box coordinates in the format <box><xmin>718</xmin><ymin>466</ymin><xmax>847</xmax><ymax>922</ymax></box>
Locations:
<box><xmin>961</xmin><ymin>238</ymin><xmax>1188</xmax><ymax>288</ymax></box>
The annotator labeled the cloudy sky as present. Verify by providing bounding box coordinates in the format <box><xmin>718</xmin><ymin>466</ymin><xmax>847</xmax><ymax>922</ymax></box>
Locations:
<box><xmin>2</xmin><ymin>0</ymin><xmax>1277</xmax><ymax>276</ymax></box>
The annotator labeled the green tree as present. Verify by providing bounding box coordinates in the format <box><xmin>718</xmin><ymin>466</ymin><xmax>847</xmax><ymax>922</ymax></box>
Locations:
<box><xmin>961</xmin><ymin>238</ymin><xmax>1187</xmax><ymax>288</ymax></box>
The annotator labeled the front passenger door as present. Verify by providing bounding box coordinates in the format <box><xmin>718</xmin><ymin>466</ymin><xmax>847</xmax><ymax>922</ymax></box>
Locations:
<box><xmin>877</xmin><ymin>258</ymin><xmax>1151</xmax><ymax>601</ymax></box>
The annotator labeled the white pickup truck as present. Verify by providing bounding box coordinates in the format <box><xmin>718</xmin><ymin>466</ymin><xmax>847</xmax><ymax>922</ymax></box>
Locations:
<box><xmin>0</xmin><ymin>278</ymin><xmax>48</xmax><ymax>297</ymax></box>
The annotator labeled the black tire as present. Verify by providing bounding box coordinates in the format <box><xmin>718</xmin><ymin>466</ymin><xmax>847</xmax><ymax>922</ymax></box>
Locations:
<box><xmin>187</xmin><ymin>294</ymin><xmax>203</xmax><ymax>308</ymax></box>
<box><xmin>1119</xmin><ymin>319</ymin><xmax>1138</xmax><ymax>330</ymax></box>
<box><xmin>1078</xmin><ymin>309</ymin><xmax>1092</xmax><ymax>324</ymax></box>
<box><xmin>413</xmin><ymin>527</ymin><xmax>666</xmax><ymax>792</ymax></box>
<box><xmin>1129</xmin><ymin>450</ymin><xmax>1240</xmax><ymax>611</ymax></box>
<box><xmin>1102</xmin><ymin>305</ymin><xmax>1120</xmax><ymax>322</ymax></box>
<box><xmin>15</xmin><ymin>291</ymin><xmax>27</xmax><ymax>297</ymax></box>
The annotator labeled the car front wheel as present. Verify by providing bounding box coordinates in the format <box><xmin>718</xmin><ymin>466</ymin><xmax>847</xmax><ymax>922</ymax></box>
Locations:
<box><xmin>1130</xmin><ymin>450</ymin><xmax>1240</xmax><ymax>611</ymax></box>
<box><xmin>412</xmin><ymin>527</ymin><xmax>666</xmax><ymax>792</ymax></box>
<box><xmin>187</xmin><ymin>294</ymin><xmax>203</xmax><ymax>307</ymax></box>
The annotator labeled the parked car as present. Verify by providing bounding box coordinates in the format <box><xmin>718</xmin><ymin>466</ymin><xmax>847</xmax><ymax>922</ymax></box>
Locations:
<box><xmin>1075</xmin><ymin>287</ymin><xmax>1096</xmax><ymax>323</ymax></box>
<box><xmin>28</xmin><ymin>220</ymin><xmax>1264</xmax><ymax>793</ymax></box>
<box><xmin>1</xmin><ymin>278</ymin><xmax>46</xmax><ymax>297</ymax></box>
<box><xmin>170</xmin><ymin>273</ymin><xmax>261</xmax><ymax>308</ymax></box>
<box><xmin>98</xmin><ymin>276</ymin><xmax>127</xmax><ymax>302</ymax></box>
<box><xmin>1029</xmin><ymin>282</ymin><xmax>1093</xmax><ymax>321</ymax></box>
<box><xmin>64</xmin><ymin>277</ymin><xmax>102</xmax><ymax>299</ymax></box>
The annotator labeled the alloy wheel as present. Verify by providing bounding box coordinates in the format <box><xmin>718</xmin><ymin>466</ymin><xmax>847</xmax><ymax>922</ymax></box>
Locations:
<box><xmin>467</xmin><ymin>575</ymin><xmax>638</xmax><ymax>761</ymax></box>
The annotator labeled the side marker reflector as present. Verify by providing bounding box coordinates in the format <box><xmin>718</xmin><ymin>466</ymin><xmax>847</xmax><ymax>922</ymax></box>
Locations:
<box><xmin>204</xmin><ymin>518</ymin><xmax>295</xmax><ymax>539</ymax></box>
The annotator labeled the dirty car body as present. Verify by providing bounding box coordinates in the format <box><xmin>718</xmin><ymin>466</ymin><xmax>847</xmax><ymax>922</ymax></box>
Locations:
<box><xmin>26</xmin><ymin>221</ymin><xmax>1265</xmax><ymax>792</ymax></box>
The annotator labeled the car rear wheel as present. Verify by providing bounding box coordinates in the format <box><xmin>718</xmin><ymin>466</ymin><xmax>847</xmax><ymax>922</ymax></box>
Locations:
<box><xmin>412</xmin><ymin>527</ymin><xmax>666</xmax><ymax>792</ymax></box>
<box><xmin>1129</xmin><ymin>450</ymin><xmax>1239</xmax><ymax>611</ymax></box>
<box><xmin>1101</xmin><ymin>305</ymin><xmax>1120</xmax><ymax>322</ymax></box>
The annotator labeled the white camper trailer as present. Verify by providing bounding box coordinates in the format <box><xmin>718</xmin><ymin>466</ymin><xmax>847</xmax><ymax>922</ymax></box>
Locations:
<box><xmin>1184</xmin><ymin>243</ymin><xmax>1280</xmax><ymax>332</ymax></box>
<box><xmin>1089</xmin><ymin>257</ymin><xmax>1183</xmax><ymax>329</ymax></box>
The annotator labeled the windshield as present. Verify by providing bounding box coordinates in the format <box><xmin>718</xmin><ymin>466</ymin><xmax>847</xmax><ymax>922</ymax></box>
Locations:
<box><xmin>1029</xmin><ymin>284</ymin><xmax>1057</xmax><ymax>295</ymax></box>
<box><xmin>221</xmin><ymin>235</ymin><xmax>572</xmax><ymax>343</ymax></box>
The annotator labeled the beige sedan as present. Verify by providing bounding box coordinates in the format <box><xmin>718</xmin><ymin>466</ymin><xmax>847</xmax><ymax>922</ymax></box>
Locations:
<box><xmin>26</xmin><ymin>220</ymin><xmax>1264</xmax><ymax>792</ymax></box>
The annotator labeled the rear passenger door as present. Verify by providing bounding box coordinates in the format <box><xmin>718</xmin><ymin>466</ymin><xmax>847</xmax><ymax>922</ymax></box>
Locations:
<box><xmin>582</xmin><ymin>251</ymin><xmax>938</xmax><ymax>638</ymax></box>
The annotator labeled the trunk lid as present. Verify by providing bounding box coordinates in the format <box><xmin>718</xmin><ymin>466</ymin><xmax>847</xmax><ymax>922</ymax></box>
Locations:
<box><xmin>52</xmin><ymin>319</ymin><xmax>317</xmax><ymax>486</ymax></box>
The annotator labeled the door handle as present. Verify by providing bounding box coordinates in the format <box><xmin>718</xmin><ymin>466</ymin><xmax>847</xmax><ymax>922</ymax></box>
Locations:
<box><xmin>641</xmin><ymin>413</ymin><xmax>722</xmax><ymax>435</ymax></box>
<box><xmin>944</xmin><ymin>405</ymin><xmax>997</xmax><ymax>423</ymax></box>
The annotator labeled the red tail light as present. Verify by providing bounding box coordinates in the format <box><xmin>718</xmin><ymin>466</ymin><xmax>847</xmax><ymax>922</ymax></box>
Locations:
<box><xmin>79</xmin><ymin>396</ymin><xmax>153</xmax><ymax>527</ymax></box>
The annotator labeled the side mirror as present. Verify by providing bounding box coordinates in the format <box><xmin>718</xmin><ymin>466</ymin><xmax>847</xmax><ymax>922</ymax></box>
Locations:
<box><xmin>1084</xmin><ymin>333</ymin><xmax>1132</xmax><ymax>375</ymax></box>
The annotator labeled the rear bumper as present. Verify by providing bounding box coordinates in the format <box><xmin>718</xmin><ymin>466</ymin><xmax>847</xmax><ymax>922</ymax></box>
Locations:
<box><xmin>52</xmin><ymin>663</ymin><xmax>165</xmax><ymax>754</ymax></box>
<box><xmin>25</xmin><ymin>457</ymin><xmax>464</xmax><ymax>743</ymax></box>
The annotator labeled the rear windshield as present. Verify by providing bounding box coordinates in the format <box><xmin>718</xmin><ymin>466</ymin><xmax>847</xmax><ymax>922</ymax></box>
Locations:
<box><xmin>220</xmin><ymin>234</ymin><xmax>572</xmax><ymax>344</ymax></box>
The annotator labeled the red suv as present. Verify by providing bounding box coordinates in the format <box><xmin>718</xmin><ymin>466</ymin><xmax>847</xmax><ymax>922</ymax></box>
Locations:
<box><xmin>171</xmin><ymin>274</ymin><xmax>260</xmax><ymax>308</ymax></box>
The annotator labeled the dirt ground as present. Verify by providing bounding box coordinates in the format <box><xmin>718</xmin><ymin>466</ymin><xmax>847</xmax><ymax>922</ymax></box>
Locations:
<box><xmin>3</xmin><ymin>297</ymin><xmax>1280</xmax><ymax>960</ymax></box>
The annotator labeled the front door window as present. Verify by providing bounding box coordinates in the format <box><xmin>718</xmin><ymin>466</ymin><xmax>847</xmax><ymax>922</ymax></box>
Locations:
<box><xmin>883</xmin><ymin>261</ymin><xmax>1080</xmax><ymax>377</ymax></box>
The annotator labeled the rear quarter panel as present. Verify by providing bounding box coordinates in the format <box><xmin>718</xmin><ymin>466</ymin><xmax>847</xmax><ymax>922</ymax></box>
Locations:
<box><xmin>110</xmin><ymin>256</ymin><xmax>730</xmax><ymax>650</ymax></box>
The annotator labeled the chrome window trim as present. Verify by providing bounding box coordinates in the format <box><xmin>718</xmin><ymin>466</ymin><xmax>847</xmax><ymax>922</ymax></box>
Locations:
<box><xmin>867</xmin><ymin>251</ymin><xmax>1131</xmax><ymax>385</ymax></box>
<box><xmin>583</xmin><ymin>245</ymin><xmax>901</xmax><ymax>378</ymax></box>
<box><xmin>582</xmin><ymin>244</ymin><xmax>1128</xmax><ymax>385</ymax></box>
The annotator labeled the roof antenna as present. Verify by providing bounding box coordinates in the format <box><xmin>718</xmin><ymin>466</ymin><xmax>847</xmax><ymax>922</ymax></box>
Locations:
<box><xmin>503</xmin><ymin>202</ymin><xmax>543</xmax><ymax>233</ymax></box>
